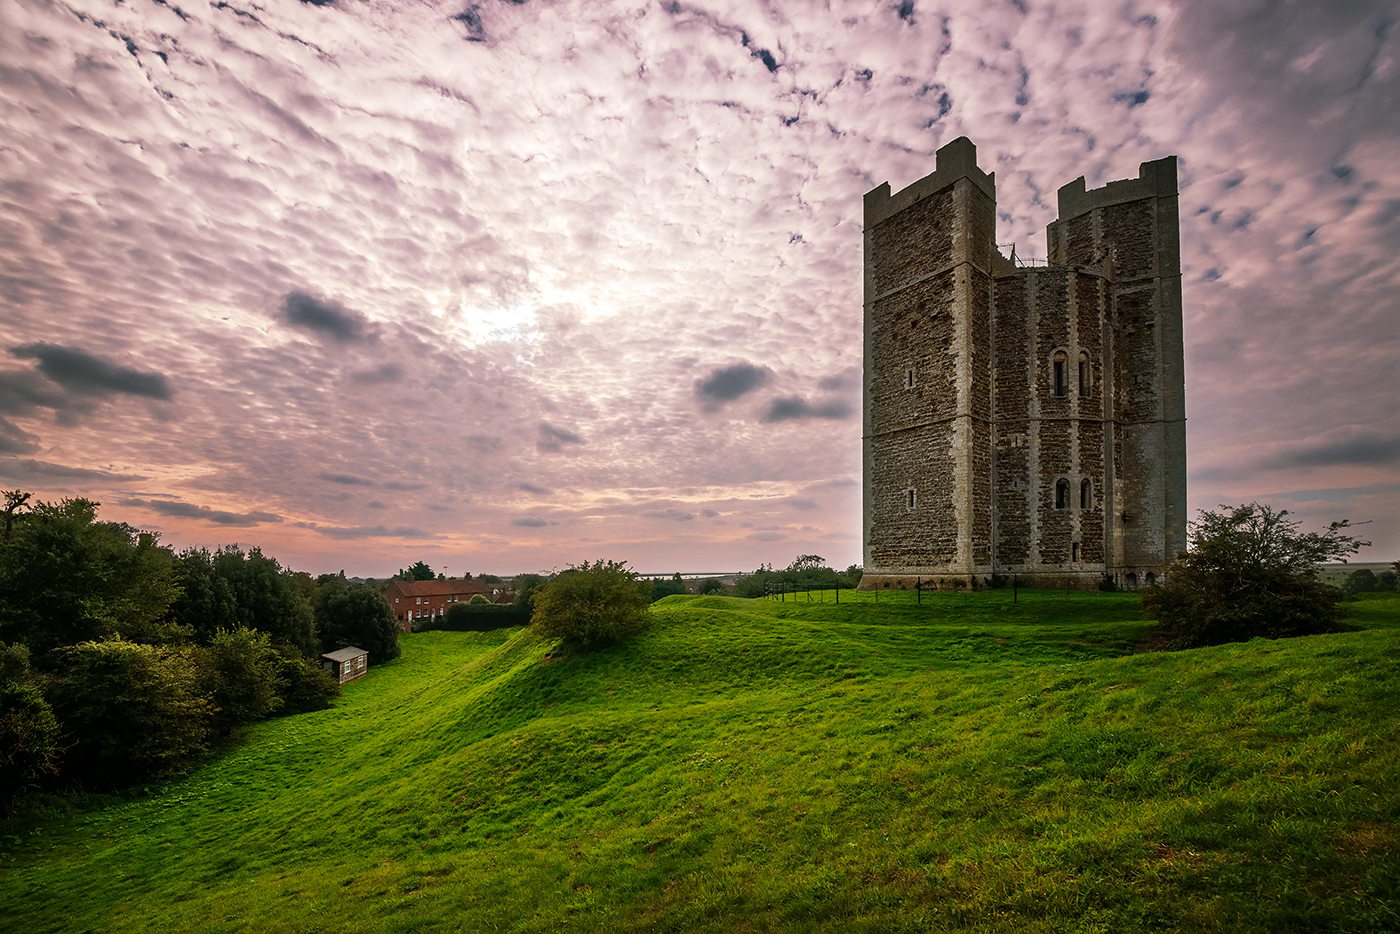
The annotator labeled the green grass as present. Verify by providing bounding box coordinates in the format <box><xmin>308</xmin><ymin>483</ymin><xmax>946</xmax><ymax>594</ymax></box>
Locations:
<box><xmin>3</xmin><ymin>589</ymin><xmax>1398</xmax><ymax>932</ymax></box>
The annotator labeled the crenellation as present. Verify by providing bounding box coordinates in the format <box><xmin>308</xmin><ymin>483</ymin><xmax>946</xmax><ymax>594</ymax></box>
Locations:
<box><xmin>862</xmin><ymin>139</ymin><xmax>1186</xmax><ymax>590</ymax></box>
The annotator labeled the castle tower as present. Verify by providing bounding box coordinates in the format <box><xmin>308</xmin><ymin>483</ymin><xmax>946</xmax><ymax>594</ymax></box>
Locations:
<box><xmin>861</xmin><ymin>138</ymin><xmax>1186</xmax><ymax>589</ymax></box>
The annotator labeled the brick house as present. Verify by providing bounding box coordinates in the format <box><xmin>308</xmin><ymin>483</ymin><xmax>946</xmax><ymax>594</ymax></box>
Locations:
<box><xmin>382</xmin><ymin>578</ymin><xmax>511</xmax><ymax>632</ymax></box>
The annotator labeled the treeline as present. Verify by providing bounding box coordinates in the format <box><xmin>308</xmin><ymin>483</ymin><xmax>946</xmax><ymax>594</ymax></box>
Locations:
<box><xmin>1340</xmin><ymin>565</ymin><xmax>1399</xmax><ymax>594</ymax></box>
<box><xmin>732</xmin><ymin>555</ymin><xmax>863</xmax><ymax>597</ymax></box>
<box><xmin>0</xmin><ymin>492</ymin><xmax>400</xmax><ymax>812</ymax></box>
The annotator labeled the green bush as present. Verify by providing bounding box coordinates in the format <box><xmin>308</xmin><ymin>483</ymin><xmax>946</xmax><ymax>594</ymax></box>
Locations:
<box><xmin>0</xmin><ymin>643</ymin><xmax>59</xmax><ymax>811</ymax></box>
<box><xmin>437</xmin><ymin>602</ymin><xmax>530</xmax><ymax>632</ymax></box>
<box><xmin>199</xmin><ymin>628</ymin><xmax>283</xmax><ymax>735</ymax></box>
<box><xmin>530</xmin><ymin>560</ymin><xmax>650</xmax><ymax>647</ymax></box>
<box><xmin>1143</xmin><ymin>503</ymin><xmax>1366</xmax><ymax>649</ymax></box>
<box><xmin>46</xmin><ymin>640</ymin><xmax>214</xmax><ymax>788</ymax></box>
<box><xmin>274</xmin><ymin>655</ymin><xmax>340</xmax><ymax>714</ymax></box>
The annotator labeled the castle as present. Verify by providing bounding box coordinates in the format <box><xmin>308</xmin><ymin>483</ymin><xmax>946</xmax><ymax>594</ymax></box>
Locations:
<box><xmin>860</xmin><ymin>138</ymin><xmax>1186</xmax><ymax>590</ymax></box>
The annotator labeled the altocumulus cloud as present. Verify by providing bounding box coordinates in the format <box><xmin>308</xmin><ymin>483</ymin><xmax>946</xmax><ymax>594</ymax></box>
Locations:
<box><xmin>0</xmin><ymin>459</ymin><xmax>149</xmax><ymax>483</ymax></box>
<box><xmin>10</xmin><ymin>344</ymin><xmax>172</xmax><ymax>399</ymax></box>
<box><xmin>762</xmin><ymin>396</ymin><xmax>853</xmax><ymax>423</ymax></box>
<box><xmin>122</xmin><ymin>498</ymin><xmax>280</xmax><ymax>527</ymax></box>
<box><xmin>695</xmin><ymin>362</ymin><xmax>773</xmax><ymax>406</ymax></box>
<box><xmin>537</xmin><ymin>422</ymin><xmax>584</xmax><ymax>453</ymax></box>
<box><xmin>281</xmin><ymin>291</ymin><xmax>368</xmax><ymax>342</ymax></box>
<box><xmin>1266</xmin><ymin>428</ymin><xmax>1400</xmax><ymax>470</ymax></box>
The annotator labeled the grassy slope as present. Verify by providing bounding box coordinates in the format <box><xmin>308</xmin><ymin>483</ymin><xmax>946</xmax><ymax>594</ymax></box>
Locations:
<box><xmin>2</xmin><ymin>590</ymin><xmax>1397</xmax><ymax>933</ymax></box>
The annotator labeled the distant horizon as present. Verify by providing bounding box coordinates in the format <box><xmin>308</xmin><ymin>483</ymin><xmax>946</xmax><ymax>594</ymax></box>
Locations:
<box><xmin>2</xmin><ymin>1</ymin><xmax>1396</xmax><ymax>573</ymax></box>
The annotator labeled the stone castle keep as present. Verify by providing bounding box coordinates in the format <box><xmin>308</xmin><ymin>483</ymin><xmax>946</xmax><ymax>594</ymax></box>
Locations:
<box><xmin>860</xmin><ymin>137</ymin><xmax>1186</xmax><ymax>589</ymax></box>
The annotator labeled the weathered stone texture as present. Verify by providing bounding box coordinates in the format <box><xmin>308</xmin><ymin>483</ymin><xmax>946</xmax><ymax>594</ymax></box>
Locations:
<box><xmin>862</xmin><ymin>137</ymin><xmax>1185</xmax><ymax>590</ymax></box>
<box><xmin>867</xmin><ymin>426</ymin><xmax>958</xmax><ymax>567</ymax></box>
<box><xmin>868</xmin><ymin>273</ymin><xmax>958</xmax><ymax>436</ymax></box>
<box><xmin>868</xmin><ymin>190</ymin><xmax>954</xmax><ymax>295</ymax></box>
<box><xmin>1101</xmin><ymin>201</ymin><xmax>1156</xmax><ymax>280</ymax></box>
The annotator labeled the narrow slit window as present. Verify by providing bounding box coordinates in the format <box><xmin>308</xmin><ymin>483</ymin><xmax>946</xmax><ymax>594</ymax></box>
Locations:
<box><xmin>906</xmin><ymin>488</ymin><xmax>917</xmax><ymax>511</ymax></box>
<box><xmin>904</xmin><ymin>367</ymin><xmax>915</xmax><ymax>389</ymax></box>
<box><xmin>1080</xmin><ymin>479</ymin><xmax>1092</xmax><ymax>510</ymax></box>
<box><xmin>1055</xmin><ymin>478</ymin><xmax>1070</xmax><ymax>510</ymax></box>
<box><xmin>1078</xmin><ymin>352</ymin><xmax>1092</xmax><ymax>398</ymax></box>
<box><xmin>1071</xmin><ymin>542</ymin><xmax>1081</xmax><ymax>562</ymax></box>
<box><xmin>1052</xmin><ymin>351</ymin><xmax>1068</xmax><ymax>397</ymax></box>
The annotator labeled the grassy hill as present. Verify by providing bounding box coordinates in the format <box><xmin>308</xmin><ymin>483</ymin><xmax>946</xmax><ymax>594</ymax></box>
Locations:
<box><xmin>2</xmin><ymin>589</ymin><xmax>1398</xmax><ymax>932</ymax></box>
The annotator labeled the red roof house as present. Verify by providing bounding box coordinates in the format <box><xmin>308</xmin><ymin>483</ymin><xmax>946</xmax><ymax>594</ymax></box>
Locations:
<box><xmin>382</xmin><ymin>578</ymin><xmax>511</xmax><ymax>632</ymax></box>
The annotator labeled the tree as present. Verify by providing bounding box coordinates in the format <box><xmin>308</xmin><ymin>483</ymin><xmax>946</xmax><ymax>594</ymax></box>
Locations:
<box><xmin>1142</xmin><ymin>503</ymin><xmax>1369</xmax><ymax>649</ymax></box>
<box><xmin>168</xmin><ymin>547</ymin><xmax>240</xmax><ymax>643</ymax></box>
<box><xmin>46</xmin><ymin>639</ymin><xmax>214</xmax><ymax>787</ymax></box>
<box><xmin>0</xmin><ymin>643</ymin><xmax>59</xmax><ymax>811</ymax></box>
<box><xmin>512</xmin><ymin>573</ymin><xmax>549</xmax><ymax>615</ymax></box>
<box><xmin>1342</xmin><ymin>568</ymin><xmax>1379</xmax><ymax>594</ymax></box>
<box><xmin>2</xmin><ymin>489</ymin><xmax>31</xmax><ymax>541</ymax></box>
<box><xmin>650</xmin><ymin>572</ymin><xmax>688</xmax><ymax>602</ymax></box>
<box><xmin>313</xmin><ymin>579</ymin><xmax>400</xmax><ymax>663</ymax></box>
<box><xmin>530</xmin><ymin>560</ymin><xmax>650</xmax><ymax>647</ymax></box>
<box><xmin>211</xmin><ymin>546</ymin><xmax>318</xmax><ymax>658</ymax></box>
<box><xmin>198</xmin><ymin>628</ymin><xmax>283</xmax><ymax>735</ymax></box>
<box><xmin>406</xmin><ymin>561</ymin><xmax>435</xmax><ymax>581</ymax></box>
<box><xmin>0</xmin><ymin>496</ymin><xmax>181</xmax><ymax>658</ymax></box>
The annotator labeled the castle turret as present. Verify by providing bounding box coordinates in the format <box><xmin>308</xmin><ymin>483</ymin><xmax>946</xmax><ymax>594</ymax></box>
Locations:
<box><xmin>861</xmin><ymin>142</ymin><xmax>1185</xmax><ymax>590</ymax></box>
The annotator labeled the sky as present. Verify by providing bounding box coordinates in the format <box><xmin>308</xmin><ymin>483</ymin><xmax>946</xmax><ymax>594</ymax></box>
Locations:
<box><xmin>1</xmin><ymin>0</ymin><xmax>1397</xmax><ymax>577</ymax></box>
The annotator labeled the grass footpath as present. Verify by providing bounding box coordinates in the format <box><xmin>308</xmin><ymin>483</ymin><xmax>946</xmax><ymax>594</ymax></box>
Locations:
<box><xmin>2</xmin><ymin>589</ymin><xmax>1398</xmax><ymax>932</ymax></box>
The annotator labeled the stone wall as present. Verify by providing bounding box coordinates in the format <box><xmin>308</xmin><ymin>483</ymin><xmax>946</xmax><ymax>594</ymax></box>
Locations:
<box><xmin>862</xmin><ymin>138</ymin><xmax>1185</xmax><ymax>590</ymax></box>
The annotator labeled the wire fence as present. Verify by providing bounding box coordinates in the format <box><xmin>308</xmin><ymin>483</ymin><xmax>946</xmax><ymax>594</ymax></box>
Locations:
<box><xmin>759</xmin><ymin>570</ymin><xmax>1139</xmax><ymax>605</ymax></box>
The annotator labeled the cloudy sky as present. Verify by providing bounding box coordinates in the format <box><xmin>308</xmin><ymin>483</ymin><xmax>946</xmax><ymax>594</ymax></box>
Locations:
<box><xmin>1</xmin><ymin>0</ymin><xmax>1396</xmax><ymax>576</ymax></box>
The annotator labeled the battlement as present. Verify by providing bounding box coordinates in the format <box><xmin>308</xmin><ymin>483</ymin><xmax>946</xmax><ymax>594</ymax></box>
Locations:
<box><xmin>864</xmin><ymin>136</ymin><xmax>996</xmax><ymax>227</ymax></box>
<box><xmin>1057</xmin><ymin>155</ymin><xmax>1177</xmax><ymax>220</ymax></box>
<box><xmin>862</xmin><ymin>138</ymin><xmax>1185</xmax><ymax>591</ymax></box>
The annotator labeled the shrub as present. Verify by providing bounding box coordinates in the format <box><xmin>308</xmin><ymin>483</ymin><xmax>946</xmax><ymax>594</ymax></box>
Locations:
<box><xmin>198</xmin><ymin>628</ymin><xmax>283</xmax><ymax>734</ymax></box>
<box><xmin>0</xmin><ymin>643</ymin><xmax>60</xmax><ymax>811</ymax></box>
<box><xmin>1341</xmin><ymin>568</ymin><xmax>1379</xmax><ymax>594</ymax></box>
<box><xmin>274</xmin><ymin>655</ymin><xmax>340</xmax><ymax>714</ymax></box>
<box><xmin>1143</xmin><ymin>503</ymin><xmax>1367</xmax><ymax>649</ymax></box>
<box><xmin>46</xmin><ymin>639</ymin><xmax>214</xmax><ymax>788</ymax></box>
<box><xmin>530</xmin><ymin>560</ymin><xmax>650</xmax><ymax>647</ymax></box>
<box><xmin>439</xmin><ymin>602</ymin><xmax>530</xmax><ymax>632</ymax></box>
<box><xmin>512</xmin><ymin>574</ymin><xmax>548</xmax><ymax>615</ymax></box>
<box><xmin>467</xmin><ymin>593</ymin><xmax>493</xmax><ymax>605</ymax></box>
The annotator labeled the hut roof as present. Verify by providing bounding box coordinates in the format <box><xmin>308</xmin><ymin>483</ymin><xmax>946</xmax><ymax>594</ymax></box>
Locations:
<box><xmin>321</xmin><ymin>646</ymin><xmax>368</xmax><ymax>663</ymax></box>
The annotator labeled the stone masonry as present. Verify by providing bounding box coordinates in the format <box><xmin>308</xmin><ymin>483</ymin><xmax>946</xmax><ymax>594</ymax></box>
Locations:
<box><xmin>860</xmin><ymin>138</ymin><xmax>1186</xmax><ymax>590</ymax></box>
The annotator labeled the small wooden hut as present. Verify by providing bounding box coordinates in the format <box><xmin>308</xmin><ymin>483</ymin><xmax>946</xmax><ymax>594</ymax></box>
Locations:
<box><xmin>320</xmin><ymin>646</ymin><xmax>369</xmax><ymax>684</ymax></box>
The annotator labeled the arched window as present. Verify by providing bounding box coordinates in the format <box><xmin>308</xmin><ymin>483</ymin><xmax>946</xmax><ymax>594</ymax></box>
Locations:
<box><xmin>1126</xmin><ymin>572</ymin><xmax>1138</xmax><ymax>589</ymax></box>
<box><xmin>1145</xmin><ymin>571</ymin><xmax>1157</xmax><ymax>587</ymax></box>
<box><xmin>1078</xmin><ymin>352</ymin><xmax>1092</xmax><ymax>398</ymax></box>
<box><xmin>1055</xmin><ymin>478</ymin><xmax>1070</xmax><ymax>509</ymax></box>
<box><xmin>1080</xmin><ymin>478</ymin><xmax>1092</xmax><ymax>510</ymax></box>
<box><xmin>1052</xmin><ymin>350</ymin><xmax>1068</xmax><ymax>397</ymax></box>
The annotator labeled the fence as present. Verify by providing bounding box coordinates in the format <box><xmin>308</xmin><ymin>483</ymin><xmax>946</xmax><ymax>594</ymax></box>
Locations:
<box><xmin>759</xmin><ymin>570</ymin><xmax>1134</xmax><ymax>605</ymax></box>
